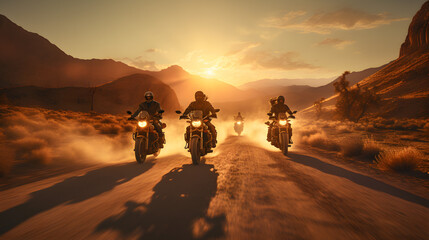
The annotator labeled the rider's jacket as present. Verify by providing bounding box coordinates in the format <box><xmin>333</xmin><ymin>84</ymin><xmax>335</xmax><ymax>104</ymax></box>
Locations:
<box><xmin>270</xmin><ymin>103</ymin><xmax>293</xmax><ymax>118</ymax></box>
<box><xmin>234</xmin><ymin>116</ymin><xmax>244</xmax><ymax>121</ymax></box>
<box><xmin>183</xmin><ymin>100</ymin><xmax>217</xmax><ymax>118</ymax></box>
<box><xmin>131</xmin><ymin>100</ymin><xmax>162</xmax><ymax>119</ymax></box>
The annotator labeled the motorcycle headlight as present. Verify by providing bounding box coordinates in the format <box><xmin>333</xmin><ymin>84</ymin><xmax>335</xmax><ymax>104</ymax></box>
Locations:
<box><xmin>279</xmin><ymin>120</ymin><xmax>287</xmax><ymax>126</ymax></box>
<box><xmin>237</xmin><ymin>121</ymin><xmax>242</xmax><ymax>125</ymax></box>
<box><xmin>192</xmin><ymin>120</ymin><xmax>202</xmax><ymax>128</ymax></box>
<box><xmin>138</xmin><ymin>121</ymin><xmax>148</xmax><ymax>128</ymax></box>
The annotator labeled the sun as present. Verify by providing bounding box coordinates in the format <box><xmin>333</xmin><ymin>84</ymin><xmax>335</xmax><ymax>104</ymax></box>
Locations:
<box><xmin>205</xmin><ymin>69</ymin><xmax>215</xmax><ymax>76</ymax></box>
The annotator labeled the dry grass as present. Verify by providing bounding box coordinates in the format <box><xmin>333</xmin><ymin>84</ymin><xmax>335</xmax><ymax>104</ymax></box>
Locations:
<box><xmin>340</xmin><ymin>138</ymin><xmax>363</xmax><ymax>157</ymax></box>
<box><xmin>362</xmin><ymin>138</ymin><xmax>383</xmax><ymax>160</ymax></box>
<box><xmin>300</xmin><ymin>131</ymin><xmax>340</xmax><ymax>151</ymax></box>
<box><xmin>376</xmin><ymin>147</ymin><xmax>423</xmax><ymax>172</ymax></box>
<box><xmin>0</xmin><ymin>144</ymin><xmax>14</xmax><ymax>177</ymax></box>
<box><xmin>0</xmin><ymin>105</ymin><xmax>135</xmax><ymax>177</ymax></box>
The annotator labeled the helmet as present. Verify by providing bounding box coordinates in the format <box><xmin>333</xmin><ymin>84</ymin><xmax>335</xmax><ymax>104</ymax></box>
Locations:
<box><xmin>145</xmin><ymin>91</ymin><xmax>154</xmax><ymax>101</ymax></box>
<box><xmin>277</xmin><ymin>95</ymin><xmax>285</xmax><ymax>104</ymax></box>
<box><xmin>195</xmin><ymin>91</ymin><xmax>205</xmax><ymax>102</ymax></box>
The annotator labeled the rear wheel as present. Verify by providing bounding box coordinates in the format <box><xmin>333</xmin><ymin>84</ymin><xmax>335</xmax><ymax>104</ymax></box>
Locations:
<box><xmin>190</xmin><ymin>136</ymin><xmax>201</xmax><ymax>165</ymax></box>
<box><xmin>135</xmin><ymin>137</ymin><xmax>147</xmax><ymax>163</ymax></box>
<box><xmin>280</xmin><ymin>132</ymin><xmax>289</xmax><ymax>156</ymax></box>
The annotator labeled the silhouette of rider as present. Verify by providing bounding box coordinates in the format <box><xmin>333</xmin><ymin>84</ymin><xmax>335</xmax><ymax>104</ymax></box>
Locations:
<box><xmin>129</xmin><ymin>91</ymin><xmax>164</xmax><ymax>140</ymax></box>
<box><xmin>267</xmin><ymin>95</ymin><xmax>294</xmax><ymax>143</ymax></box>
<box><xmin>234</xmin><ymin>112</ymin><xmax>244</xmax><ymax>122</ymax></box>
<box><xmin>182</xmin><ymin>91</ymin><xmax>218</xmax><ymax>147</ymax></box>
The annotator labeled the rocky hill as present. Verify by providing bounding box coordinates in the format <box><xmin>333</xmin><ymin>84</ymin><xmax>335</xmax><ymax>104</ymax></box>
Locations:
<box><xmin>0</xmin><ymin>74</ymin><xmax>180</xmax><ymax>115</ymax></box>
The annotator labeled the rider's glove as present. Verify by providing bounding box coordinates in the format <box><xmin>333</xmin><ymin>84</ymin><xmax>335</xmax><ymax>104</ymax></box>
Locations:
<box><xmin>127</xmin><ymin>117</ymin><xmax>134</xmax><ymax>120</ymax></box>
<box><xmin>179</xmin><ymin>115</ymin><xmax>186</xmax><ymax>119</ymax></box>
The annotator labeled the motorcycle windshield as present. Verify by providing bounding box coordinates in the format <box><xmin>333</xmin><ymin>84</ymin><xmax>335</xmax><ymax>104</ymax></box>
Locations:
<box><xmin>278</xmin><ymin>112</ymin><xmax>287</xmax><ymax>120</ymax></box>
<box><xmin>189</xmin><ymin>110</ymin><xmax>203</xmax><ymax>120</ymax></box>
<box><xmin>137</xmin><ymin>111</ymin><xmax>150</xmax><ymax>120</ymax></box>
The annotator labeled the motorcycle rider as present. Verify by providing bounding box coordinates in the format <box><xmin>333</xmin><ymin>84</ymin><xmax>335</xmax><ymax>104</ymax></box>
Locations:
<box><xmin>129</xmin><ymin>91</ymin><xmax>165</xmax><ymax>142</ymax></box>
<box><xmin>234</xmin><ymin>112</ymin><xmax>244</xmax><ymax>122</ymax></box>
<box><xmin>267</xmin><ymin>95</ymin><xmax>294</xmax><ymax>143</ymax></box>
<box><xmin>181</xmin><ymin>91</ymin><xmax>218</xmax><ymax>147</ymax></box>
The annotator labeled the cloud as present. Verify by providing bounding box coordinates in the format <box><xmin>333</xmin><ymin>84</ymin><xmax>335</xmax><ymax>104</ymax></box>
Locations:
<box><xmin>239</xmin><ymin>50</ymin><xmax>318</xmax><ymax>70</ymax></box>
<box><xmin>263</xmin><ymin>8</ymin><xmax>407</xmax><ymax>34</ymax></box>
<box><xmin>226</xmin><ymin>42</ymin><xmax>261</xmax><ymax>56</ymax></box>
<box><xmin>145</xmin><ymin>48</ymin><xmax>165</xmax><ymax>53</ymax></box>
<box><xmin>121</xmin><ymin>56</ymin><xmax>158</xmax><ymax>71</ymax></box>
<box><xmin>316</xmin><ymin>38</ymin><xmax>354</xmax><ymax>49</ymax></box>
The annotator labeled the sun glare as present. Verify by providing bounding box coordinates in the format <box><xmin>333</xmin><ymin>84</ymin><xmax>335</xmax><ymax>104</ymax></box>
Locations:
<box><xmin>205</xmin><ymin>69</ymin><xmax>215</xmax><ymax>76</ymax></box>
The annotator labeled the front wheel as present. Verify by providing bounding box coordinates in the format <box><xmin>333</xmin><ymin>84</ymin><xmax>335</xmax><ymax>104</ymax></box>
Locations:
<box><xmin>135</xmin><ymin>137</ymin><xmax>148</xmax><ymax>163</ymax></box>
<box><xmin>190</xmin><ymin>136</ymin><xmax>201</xmax><ymax>165</ymax></box>
<box><xmin>280</xmin><ymin>132</ymin><xmax>289</xmax><ymax>156</ymax></box>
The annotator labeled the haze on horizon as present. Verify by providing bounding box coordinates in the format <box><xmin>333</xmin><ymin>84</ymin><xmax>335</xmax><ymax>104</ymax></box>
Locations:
<box><xmin>0</xmin><ymin>0</ymin><xmax>425</xmax><ymax>86</ymax></box>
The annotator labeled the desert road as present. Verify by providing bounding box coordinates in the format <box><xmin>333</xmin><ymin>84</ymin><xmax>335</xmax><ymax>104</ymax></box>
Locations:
<box><xmin>0</xmin><ymin>136</ymin><xmax>428</xmax><ymax>240</ymax></box>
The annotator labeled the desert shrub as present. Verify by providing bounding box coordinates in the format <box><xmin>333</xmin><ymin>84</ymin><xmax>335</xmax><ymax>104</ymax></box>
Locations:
<box><xmin>301</xmin><ymin>131</ymin><xmax>340</xmax><ymax>151</ymax></box>
<box><xmin>13</xmin><ymin>138</ymin><xmax>52</xmax><ymax>164</ymax></box>
<box><xmin>340</xmin><ymin>137</ymin><xmax>363</xmax><ymax>157</ymax></box>
<box><xmin>337</xmin><ymin>125</ymin><xmax>352</xmax><ymax>133</ymax></box>
<box><xmin>376</xmin><ymin>147</ymin><xmax>423</xmax><ymax>171</ymax></box>
<box><xmin>424</xmin><ymin>122</ymin><xmax>429</xmax><ymax>133</ymax></box>
<box><xmin>0</xmin><ymin>144</ymin><xmax>14</xmax><ymax>176</ymax></box>
<box><xmin>362</xmin><ymin>138</ymin><xmax>383</xmax><ymax>160</ymax></box>
<box><xmin>299</xmin><ymin>128</ymin><xmax>321</xmax><ymax>137</ymax></box>
<box><xmin>98</xmin><ymin>124</ymin><xmax>121</xmax><ymax>135</ymax></box>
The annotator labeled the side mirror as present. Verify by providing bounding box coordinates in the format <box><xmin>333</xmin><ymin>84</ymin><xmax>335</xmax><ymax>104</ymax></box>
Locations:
<box><xmin>175</xmin><ymin>110</ymin><xmax>182</xmax><ymax>114</ymax></box>
<box><xmin>214</xmin><ymin>109</ymin><xmax>220</xmax><ymax>113</ymax></box>
<box><xmin>293</xmin><ymin>110</ymin><xmax>297</xmax><ymax>114</ymax></box>
<box><xmin>158</xmin><ymin>110</ymin><xmax>165</xmax><ymax>114</ymax></box>
<box><xmin>127</xmin><ymin>111</ymin><xmax>132</xmax><ymax>115</ymax></box>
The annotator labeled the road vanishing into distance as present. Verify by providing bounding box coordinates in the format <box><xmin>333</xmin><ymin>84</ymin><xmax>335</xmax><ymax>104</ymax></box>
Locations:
<box><xmin>0</xmin><ymin>136</ymin><xmax>428</xmax><ymax>240</ymax></box>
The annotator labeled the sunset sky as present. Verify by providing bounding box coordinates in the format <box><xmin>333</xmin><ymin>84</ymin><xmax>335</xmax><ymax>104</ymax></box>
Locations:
<box><xmin>0</xmin><ymin>0</ymin><xmax>426</xmax><ymax>86</ymax></box>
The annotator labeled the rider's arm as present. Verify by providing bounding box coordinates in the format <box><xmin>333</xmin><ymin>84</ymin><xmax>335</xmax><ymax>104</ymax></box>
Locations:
<box><xmin>131</xmin><ymin>105</ymin><xmax>143</xmax><ymax>118</ymax></box>
<box><xmin>207</xmin><ymin>102</ymin><xmax>217</xmax><ymax>117</ymax></box>
<box><xmin>285</xmin><ymin>105</ymin><xmax>293</xmax><ymax>115</ymax></box>
<box><xmin>155</xmin><ymin>102</ymin><xmax>162</xmax><ymax>114</ymax></box>
<box><xmin>182</xmin><ymin>102</ymin><xmax>194</xmax><ymax>116</ymax></box>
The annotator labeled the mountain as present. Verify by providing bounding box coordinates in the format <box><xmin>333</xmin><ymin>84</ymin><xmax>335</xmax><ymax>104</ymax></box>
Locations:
<box><xmin>0</xmin><ymin>74</ymin><xmax>180</xmax><ymax>114</ymax></box>
<box><xmin>0</xmin><ymin>14</ymin><xmax>250</xmax><ymax>106</ymax></box>
<box><xmin>356</xmin><ymin>1</ymin><xmax>429</xmax><ymax>118</ymax></box>
<box><xmin>0</xmin><ymin>14</ymin><xmax>146</xmax><ymax>88</ymax></box>
<box><xmin>245</xmin><ymin>65</ymin><xmax>385</xmax><ymax>110</ymax></box>
<box><xmin>239</xmin><ymin>77</ymin><xmax>335</xmax><ymax>90</ymax></box>
<box><xmin>142</xmin><ymin>65</ymin><xmax>251</xmax><ymax>106</ymax></box>
<box><xmin>302</xmin><ymin>1</ymin><xmax>429</xmax><ymax>119</ymax></box>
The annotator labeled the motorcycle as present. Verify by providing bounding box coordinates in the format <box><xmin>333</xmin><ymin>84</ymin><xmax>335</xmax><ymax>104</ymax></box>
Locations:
<box><xmin>127</xmin><ymin>110</ymin><xmax>166</xmax><ymax>163</ymax></box>
<box><xmin>176</xmin><ymin>109</ymin><xmax>220</xmax><ymax>165</ymax></box>
<box><xmin>266</xmin><ymin>111</ymin><xmax>297</xmax><ymax>155</ymax></box>
<box><xmin>234</xmin><ymin>119</ymin><xmax>244</xmax><ymax>136</ymax></box>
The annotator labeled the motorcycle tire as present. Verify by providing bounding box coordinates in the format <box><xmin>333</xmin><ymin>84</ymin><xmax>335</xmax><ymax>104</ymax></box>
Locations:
<box><xmin>280</xmin><ymin>132</ymin><xmax>289</xmax><ymax>156</ymax></box>
<box><xmin>190</xmin><ymin>136</ymin><xmax>201</xmax><ymax>165</ymax></box>
<box><xmin>135</xmin><ymin>137</ymin><xmax>148</xmax><ymax>163</ymax></box>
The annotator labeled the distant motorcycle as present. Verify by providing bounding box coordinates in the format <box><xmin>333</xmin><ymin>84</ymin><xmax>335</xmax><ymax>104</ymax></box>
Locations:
<box><xmin>266</xmin><ymin>111</ymin><xmax>297</xmax><ymax>155</ymax></box>
<box><xmin>176</xmin><ymin>109</ymin><xmax>220</xmax><ymax>165</ymax></box>
<box><xmin>234</xmin><ymin>120</ymin><xmax>243</xmax><ymax>136</ymax></box>
<box><xmin>127</xmin><ymin>110</ymin><xmax>166</xmax><ymax>163</ymax></box>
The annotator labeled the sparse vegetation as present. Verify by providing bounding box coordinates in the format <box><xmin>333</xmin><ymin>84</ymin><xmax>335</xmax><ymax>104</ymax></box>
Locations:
<box><xmin>0</xmin><ymin>105</ymin><xmax>134</xmax><ymax>177</ymax></box>
<box><xmin>340</xmin><ymin>137</ymin><xmax>364</xmax><ymax>157</ymax></box>
<box><xmin>300</xmin><ymin>130</ymin><xmax>340</xmax><ymax>151</ymax></box>
<box><xmin>333</xmin><ymin>71</ymin><xmax>379</xmax><ymax>122</ymax></box>
<box><xmin>362</xmin><ymin>138</ymin><xmax>383</xmax><ymax>160</ymax></box>
<box><xmin>313</xmin><ymin>97</ymin><xmax>326</xmax><ymax>119</ymax></box>
<box><xmin>376</xmin><ymin>147</ymin><xmax>423</xmax><ymax>172</ymax></box>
